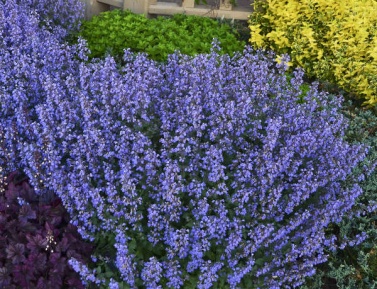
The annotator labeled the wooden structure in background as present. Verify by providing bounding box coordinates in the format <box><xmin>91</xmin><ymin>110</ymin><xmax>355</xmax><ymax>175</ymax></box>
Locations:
<box><xmin>81</xmin><ymin>0</ymin><xmax>253</xmax><ymax>20</ymax></box>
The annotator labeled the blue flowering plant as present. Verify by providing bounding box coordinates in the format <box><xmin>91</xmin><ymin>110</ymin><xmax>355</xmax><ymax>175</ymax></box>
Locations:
<box><xmin>0</xmin><ymin>0</ymin><xmax>86</xmax><ymax>193</ymax></box>
<box><xmin>20</xmin><ymin>43</ymin><xmax>366</xmax><ymax>288</ymax></box>
<box><xmin>12</xmin><ymin>0</ymin><xmax>84</xmax><ymax>39</ymax></box>
<box><xmin>0</xmin><ymin>0</ymin><xmax>371</xmax><ymax>287</ymax></box>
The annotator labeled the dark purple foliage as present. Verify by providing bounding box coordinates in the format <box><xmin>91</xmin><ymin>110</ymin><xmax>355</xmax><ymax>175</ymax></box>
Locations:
<box><xmin>0</xmin><ymin>170</ymin><xmax>94</xmax><ymax>288</ymax></box>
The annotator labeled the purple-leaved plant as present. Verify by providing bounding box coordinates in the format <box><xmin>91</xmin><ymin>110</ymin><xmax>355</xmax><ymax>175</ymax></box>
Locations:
<box><xmin>0</xmin><ymin>170</ymin><xmax>93</xmax><ymax>288</ymax></box>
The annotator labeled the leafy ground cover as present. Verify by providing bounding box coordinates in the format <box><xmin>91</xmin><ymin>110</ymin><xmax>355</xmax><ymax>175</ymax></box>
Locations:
<box><xmin>2</xmin><ymin>0</ymin><xmax>377</xmax><ymax>288</ymax></box>
<box><xmin>74</xmin><ymin>10</ymin><xmax>245</xmax><ymax>62</ymax></box>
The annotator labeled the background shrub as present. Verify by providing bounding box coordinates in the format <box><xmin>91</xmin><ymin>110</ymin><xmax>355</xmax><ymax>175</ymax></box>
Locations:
<box><xmin>0</xmin><ymin>170</ymin><xmax>93</xmax><ymax>288</ymax></box>
<box><xmin>76</xmin><ymin>9</ymin><xmax>245</xmax><ymax>62</ymax></box>
<box><xmin>249</xmin><ymin>0</ymin><xmax>377</xmax><ymax>106</ymax></box>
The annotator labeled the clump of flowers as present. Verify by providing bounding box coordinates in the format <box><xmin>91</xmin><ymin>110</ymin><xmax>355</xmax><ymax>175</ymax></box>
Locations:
<box><xmin>14</xmin><ymin>0</ymin><xmax>84</xmax><ymax>39</ymax></box>
<box><xmin>30</xmin><ymin>45</ymin><xmax>368</xmax><ymax>288</ymax></box>
<box><xmin>0</xmin><ymin>0</ymin><xmax>85</xmax><ymax>195</ymax></box>
<box><xmin>0</xmin><ymin>0</ymin><xmax>371</xmax><ymax>287</ymax></box>
<box><xmin>0</xmin><ymin>170</ymin><xmax>94</xmax><ymax>288</ymax></box>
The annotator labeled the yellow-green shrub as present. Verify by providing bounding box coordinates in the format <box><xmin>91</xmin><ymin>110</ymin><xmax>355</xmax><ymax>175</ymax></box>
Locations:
<box><xmin>249</xmin><ymin>0</ymin><xmax>377</xmax><ymax>106</ymax></box>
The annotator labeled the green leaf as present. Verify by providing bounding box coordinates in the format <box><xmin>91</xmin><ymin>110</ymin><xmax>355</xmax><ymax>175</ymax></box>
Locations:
<box><xmin>104</xmin><ymin>271</ymin><xmax>114</xmax><ymax>278</ymax></box>
<box><xmin>128</xmin><ymin>239</ymin><xmax>137</xmax><ymax>251</ymax></box>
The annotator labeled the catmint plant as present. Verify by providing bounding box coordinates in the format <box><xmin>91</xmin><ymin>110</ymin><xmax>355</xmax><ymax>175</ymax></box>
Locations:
<box><xmin>0</xmin><ymin>0</ymin><xmax>85</xmax><ymax>199</ymax></box>
<box><xmin>13</xmin><ymin>0</ymin><xmax>84</xmax><ymax>39</ymax></box>
<box><xmin>32</xmin><ymin>45</ymin><xmax>367</xmax><ymax>288</ymax></box>
<box><xmin>0</xmin><ymin>0</ymin><xmax>370</xmax><ymax>287</ymax></box>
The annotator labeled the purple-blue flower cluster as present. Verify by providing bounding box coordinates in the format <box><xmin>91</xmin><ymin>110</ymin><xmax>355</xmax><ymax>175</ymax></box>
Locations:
<box><xmin>14</xmin><ymin>0</ymin><xmax>84</xmax><ymax>39</ymax></box>
<box><xmin>38</xmin><ymin>48</ymin><xmax>367</xmax><ymax>287</ymax></box>
<box><xmin>0</xmin><ymin>1</ymin><xmax>369</xmax><ymax>287</ymax></box>
<box><xmin>0</xmin><ymin>0</ymin><xmax>84</xmax><ymax>198</ymax></box>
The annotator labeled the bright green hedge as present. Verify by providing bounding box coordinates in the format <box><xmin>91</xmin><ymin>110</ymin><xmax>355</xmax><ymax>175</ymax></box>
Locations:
<box><xmin>77</xmin><ymin>10</ymin><xmax>245</xmax><ymax>62</ymax></box>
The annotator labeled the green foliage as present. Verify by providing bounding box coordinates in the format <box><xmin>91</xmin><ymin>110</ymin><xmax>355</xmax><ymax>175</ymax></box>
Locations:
<box><xmin>216</xmin><ymin>17</ymin><xmax>251</xmax><ymax>44</ymax></box>
<box><xmin>303</xmin><ymin>101</ymin><xmax>377</xmax><ymax>289</ymax></box>
<box><xmin>76</xmin><ymin>10</ymin><xmax>245</xmax><ymax>63</ymax></box>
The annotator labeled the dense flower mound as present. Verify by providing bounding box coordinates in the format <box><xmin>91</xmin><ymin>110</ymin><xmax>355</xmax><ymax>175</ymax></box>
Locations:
<box><xmin>0</xmin><ymin>0</ymin><xmax>370</xmax><ymax>287</ymax></box>
<box><xmin>24</xmin><ymin>45</ymin><xmax>366</xmax><ymax>288</ymax></box>
<box><xmin>0</xmin><ymin>0</ymin><xmax>85</xmax><ymax>193</ymax></box>
<box><xmin>12</xmin><ymin>0</ymin><xmax>84</xmax><ymax>39</ymax></box>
